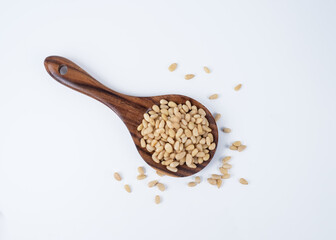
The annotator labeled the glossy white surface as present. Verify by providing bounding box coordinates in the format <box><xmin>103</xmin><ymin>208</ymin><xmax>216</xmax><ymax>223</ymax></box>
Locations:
<box><xmin>1</xmin><ymin>1</ymin><xmax>336</xmax><ymax>239</ymax></box>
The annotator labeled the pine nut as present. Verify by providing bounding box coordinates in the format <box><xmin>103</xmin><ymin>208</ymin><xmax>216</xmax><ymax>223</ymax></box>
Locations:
<box><xmin>203</xmin><ymin>66</ymin><xmax>210</xmax><ymax>73</ymax></box>
<box><xmin>222</xmin><ymin>156</ymin><xmax>231</xmax><ymax>163</ymax></box>
<box><xmin>222</xmin><ymin>163</ymin><xmax>232</xmax><ymax>169</ymax></box>
<box><xmin>166</xmin><ymin>166</ymin><xmax>178</xmax><ymax>172</ymax></box>
<box><xmin>238</xmin><ymin>145</ymin><xmax>247</xmax><ymax>152</ymax></box>
<box><xmin>229</xmin><ymin>145</ymin><xmax>238</xmax><ymax>150</ymax></box>
<box><xmin>188</xmin><ymin>182</ymin><xmax>197</xmax><ymax>187</ymax></box>
<box><xmin>124</xmin><ymin>184</ymin><xmax>131</xmax><ymax>193</ymax></box>
<box><xmin>233</xmin><ymin>141</ymin><xmax>241</xmax><ymax>147</ymax></box>
<box><xmin>138</xmin><ymin>167</ymin><xmax>145</xmax><ymax>174</ymax></box>
<box><xmin>195</xmin><ymin>176</ymin><xmax>201</xmax><ymax>183</ymax></box>
<box><xmin>211</xmin><ymin>174</ymin><xmax>222</xmax><ymax>179</ymax></box>
<box><xmin>239</xmin><ymin>178</ymin><xmax>248</xmax><ymax>185</ymax></box>
<box><xmin>216</xmin><ymin>179</ymin><xmax>222</xmax><ymax>188</ymax></box>
<box><xmin>148</xmin><ymin>180</ymin><xmax>159</xmax><ymax>187</ymax></box>
<box><xmin>157</xmin><ymin>183</ymin><xmax>166</xmax><ymax>191</ymax></box>
<box><xmin>168</xmin><ymin>63</ymin><xmax>177</xmax><ymax>72</ymax></box>
<box><xmin>114</xmin><ymin>172</ymin><xmax>122</xmax><ymax>181</ymax></box>
<box><xmin>185</xmin><ymin>74</ymin><xmax>195</xmax><ymax>80</ymax></box>
<box><xmin>207</xmin><ymin>178</ymin><xmax>217</xmax><ymax>185</ymax></box>
<box><xmin>222</xmin><ymin>127</ymin><xmax>231</xmax><ymax>133</ymax></box>
<box><xmin>137</xmin><ymin>174</ymin><xmax>147</xmax><ymax>180</ymax></box>
<box><xmin>156</xmin><ymin>170</ymin><xmax>165</xmax><ymax>177</ymax></box>
<box><xmin>234</xmin><ymin>84</ymin><xmax>242</xmax><ymax>91</ymax></box>
<box><xmin>214</xmin><ymin>113</ymin><xmax>221</xmax><ymax>121</ymax></box>
<box><xmin>155</xmin><ymin>195</ymin><xmax>161</xmax><ymax>204</ymax></box>
<box><xmin>209</xmin><ymin>94</ymin><xmax>218</xmax><ymax>100</ymax></box>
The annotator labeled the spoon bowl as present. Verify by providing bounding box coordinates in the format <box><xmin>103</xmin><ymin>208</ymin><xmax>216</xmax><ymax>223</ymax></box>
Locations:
<box><xmin>44</xmin><ymin>56</ymin><xmax>218</xmax><ymax>177</ymax></box>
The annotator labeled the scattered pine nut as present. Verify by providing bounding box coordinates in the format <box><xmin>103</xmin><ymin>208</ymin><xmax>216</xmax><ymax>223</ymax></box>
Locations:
<box><xmin>137</xmin><ymin>167</ymin><xmax>145</xmax><ymax>174</ymax></box>
<box><xmin>238</xmin><ymin>145</ymin><xmax>247</xmax><ymax>152</ymax></box>
<box><xmin>207</xmin><ymin>178</ymin><xmax>217</xmax><ymax>185</ymax></box>
<box><xmin>219</xmin><ymin>167</ymin><xmax>228</xmax><ymax>175</ymax></box>
<box><xmin>203</xmin><ymin>66</ymin><xmax>210</xmax><ymax>73</ymax></box>
<box><xmin>168</xmin><ymin>63</ymin><xmax>177</xmax><ymax>72</ymax></box>
<box><xmin>156</xmin><ymin>170</ymin><xmax>165</xmax><ymax>177</ymax></box>
<box><xmin>239</xmin><ymin>178</ymin><xmax>248</xmax><ymax>185</ymax></box>
<box><xmin>229</xmin><ymin>145</ymin><xmax>238</xmax><ymax>150</ymax></box>
<box><xmin>114</xmin><ymin>172</ymin><xmax>122</xmax><ymax>181</ymax></box>
<box><xmin>216</xmin><ymin>179</ymin><xmax>222</xmax><ymax>188</ymax></box>
<box><xmin>222</xmin><ymin>128</ymin><xmax>231</xmax><ymax>133</ymax></box>
<box><xmin>233</xmin><ymin>141</ymin><xmax>241</xmax><ymax>147</ymax></box>
<box><xmin>222</xmin><ymin>163</ymin><xmax>232</xmax><ymax>169</ymax></box>
<box><xmin>234</xmin><ymin>84</ymin><xmax>242</xmax><ymax>91</ymax></box>
<box><xmin>222</xmin><ymin>156</ymin><xmax>231</xmax><ymax>163</ymax></box>
<box><xmin>214</xmin><ymin>113</ymin><xmax>221</xmax><ymax>121</ymax></box>
<box><xmin>148</xmin><ymin>180</ymin><xmax>159</xmax><ymax>187</ymax></box>
<box><xmin>195</xmin><ymin>176</ymin><xmax>201</xmax><ymax>183</ymax></box>
<box><xmin>209</xmin><ymin>94</ymin><xmax>218</xmax><ymax>100</ymax></box>
<box><xmin>188</xmin><ymin>182</ymin><xmax>197</xmax><ymax>187</ymax></box>
<box><xmin>157</xmin><ymin>183</ymin><xmax>165</xmax><ymax>192</ymax></box>
<box><xmin>137</xmin><ymin>174</ymin><xmax>147</xmax><ymax>180</ymax></box>
<box><xmin>222</xmin><ymin>174</ymin><xmax>230</xmax><ymax>179</ymax></box>
<box><xmin>155</xmin><ymin>195</ymin><xmax>161</xmax><ymax>204</ymax></box>
<box><xmin>124</xmin><ymin>184</ymin><xmax>131</xmax><ymax>193</ymax></box>
<box><xmin>211</xmin><ymin>174</ymin><xmax>222</xmax><ymax>179</ymax></box>
<box><xmin>185</xmin><ymin>74</ymin><xmax>195</xmax><ymax>80</ymax></box>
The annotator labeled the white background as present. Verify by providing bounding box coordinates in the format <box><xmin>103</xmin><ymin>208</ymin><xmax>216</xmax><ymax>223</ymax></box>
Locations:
<box><xmin>1</xmin><ymin>0</ymin><xmax>336</xmax><ymax>239</ymax></box>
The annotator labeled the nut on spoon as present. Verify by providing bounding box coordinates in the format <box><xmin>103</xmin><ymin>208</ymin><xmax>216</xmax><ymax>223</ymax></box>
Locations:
<box><xmin>44</xmin><ymin>56</ymin><xmax>218</xmax><ymax>177</ymax></box>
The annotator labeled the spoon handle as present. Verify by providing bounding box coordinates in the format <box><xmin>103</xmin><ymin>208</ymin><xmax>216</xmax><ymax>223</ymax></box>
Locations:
<box><xmin>44</xmin><ymin>56</ymin><xmax>148</xmax><ymax>124</ymax></box>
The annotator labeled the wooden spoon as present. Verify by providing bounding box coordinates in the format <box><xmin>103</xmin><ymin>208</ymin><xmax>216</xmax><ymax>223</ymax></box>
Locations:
<box><xmin>44</xmin><ymin>56</ymin><xmax>218</xmax><ymax>177</ymax></box>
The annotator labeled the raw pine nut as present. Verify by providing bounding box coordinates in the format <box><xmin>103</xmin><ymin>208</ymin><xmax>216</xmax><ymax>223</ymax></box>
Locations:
<box><xmin>152</xmin><ymin>105</ymin><xmax>160</xmax><ymax>112</ymax></box>
<box><xmin>170</xmin><ymin>161</ymin><xmax>179</xmax><ymax>168</ymax></box>
<box><xmin>168</xmin><ymin>63</ymin><xmax>177</xmax><ymax>72</ymax></box>
<box><xmin>138</xmin><ymin>167</ymin><xmax>145</xmax><ymax>174</ymax></box>
<box><xmin>222</xmin><ymin>156</ymin><xmax>231</xmax><ymax>163</ymax></box>
<box><xmin>137</xmin><ymin>174</ymin><xmax>147</xmax><ymax>180</ymax></box>
<box><xmin>208</xmin><ymin>143</ymin><xmax>216</xmax><ymax>150</ymax></box>
<box><xmin>156</xmin><ymin>170</ymin><xmax>165</xmax><ymax>177</ymax></box>
<box><xmin>239</xmin><ymin>178</ymin><xmax>248</xmax><ymax>185</ymax></box>
<box><xmin>157</xmin><ymin>183</ymin><xmax>165</xmax><ymax>191</ymax></box>
<box><xmin>166</xmin><ymin>165</ymin><xmax>178</xmax><ymax>172</ymax></box>
<box><xmin>214</xmin><ymin>114</ymin><xmax>221</xmax><ymax>121</ymax></box>
<box><xmin>211</xmin><ymin>174</ymin><xmax>222</xmax><ymax>179</ymax></box>
<box><xmin>234</xmin><ymin>84</ymin><xmax>242</xmax><ymax>91</ymax></box>
<box><xmin>124</xmin><ymin>184</ymin><xmax>131</xmax><ymax>193</ymax></box>
<box><xmin>114</xmin><ymin>172</ymin><xmax>122</xmax><ymax>181</ymax></box>
<box><xmin>148</xmin><ymin>180</ymin><xmax>159</xmax><ymax>187</ymax></box>
<box><xmin>207</xmin><ymin>178</ymin><xmax>217</xmax><ymax>185</ymax></box>
<box><xmin>229</xmin><ymin>145</ymin><xmax>238</xmax><ymax>150</ymax></box>
<box><xmin>188</xmin><ymin>182</ymin><xmax>197</xmax><ymax>187</ymax></box>
<box><xmin>216</xmin><ymin>179</ymin><xmax>222</xmax><ymax>188</ymax></box>
<box><xmin>233</xmin><ymin>141</ymin><xmax>241</xmax><ymax>147</ymax></box>
<box><xmin>160</xmin><ymin>99</ymin><xmax>168</xmax><ymax>105</ymax></box>
<box><xmin>195</xmin><ymin>176</ymin><xmax>201</xmax><ymax>183</ymax></box>
<box><xmin>238</xmin><ymin>145</ymin><xmax>247</xmax><ymax>152</ymax></box>
<box><xmin>219</xmin><ymin>167</ymin><xmax>228</xmax><ymax>175</ymax></box>
<box><xmin>222</xmin><ymin>163</ymin><xmax>232</xmax><ymax>169</ymax></box>
<box><xmin>140</xmin><ymin>138</ymin><xmax>146</xmax><ymax>148</ymax></box>
<box><xmin>222</xmin><ymin>127</ymin><xmax>231</xmax><ymax>133</ymax></box>
<box><xmin>209</xmin><ymin>94</ymin><xmax>218</xmax><ymax>100</ymax></box>
<box><xmin>185</xmin><ymin>74</ymin><xmax>195</xmax><ymax>80</ymax></box>
<box><xmin>155</xmin><ymin>195</ymin><xmax>161</xmax><ymax>204</ymax></box>
<box><xmin>203</xmin><ymin>66</ymin><xmax>210</xmax><ymax>73</ymax></box>
<box><xmin>222</xmin><ymin>174</ymin><xmax>230</xmax><ymax>179</ymax></box>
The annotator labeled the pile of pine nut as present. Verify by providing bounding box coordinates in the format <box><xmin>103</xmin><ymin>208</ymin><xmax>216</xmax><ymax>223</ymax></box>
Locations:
<box><xmin>137</xmin><ymin>99</ymin><xmax>216</xmax><ymax>172</ymax></box>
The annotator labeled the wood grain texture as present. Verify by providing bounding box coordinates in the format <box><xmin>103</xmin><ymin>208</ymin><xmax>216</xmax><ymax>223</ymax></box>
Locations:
<box><xmin>44</xmin><ymin>56</ymin><xmax>218</xmax><ymax>177</ymax></box>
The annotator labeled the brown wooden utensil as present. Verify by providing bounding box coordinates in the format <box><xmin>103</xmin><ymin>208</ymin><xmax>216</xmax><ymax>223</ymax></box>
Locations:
<box><xmin>44</xmin><ymin>56</ymin><xmax>218</xmax><ymax>177</ymax></box>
